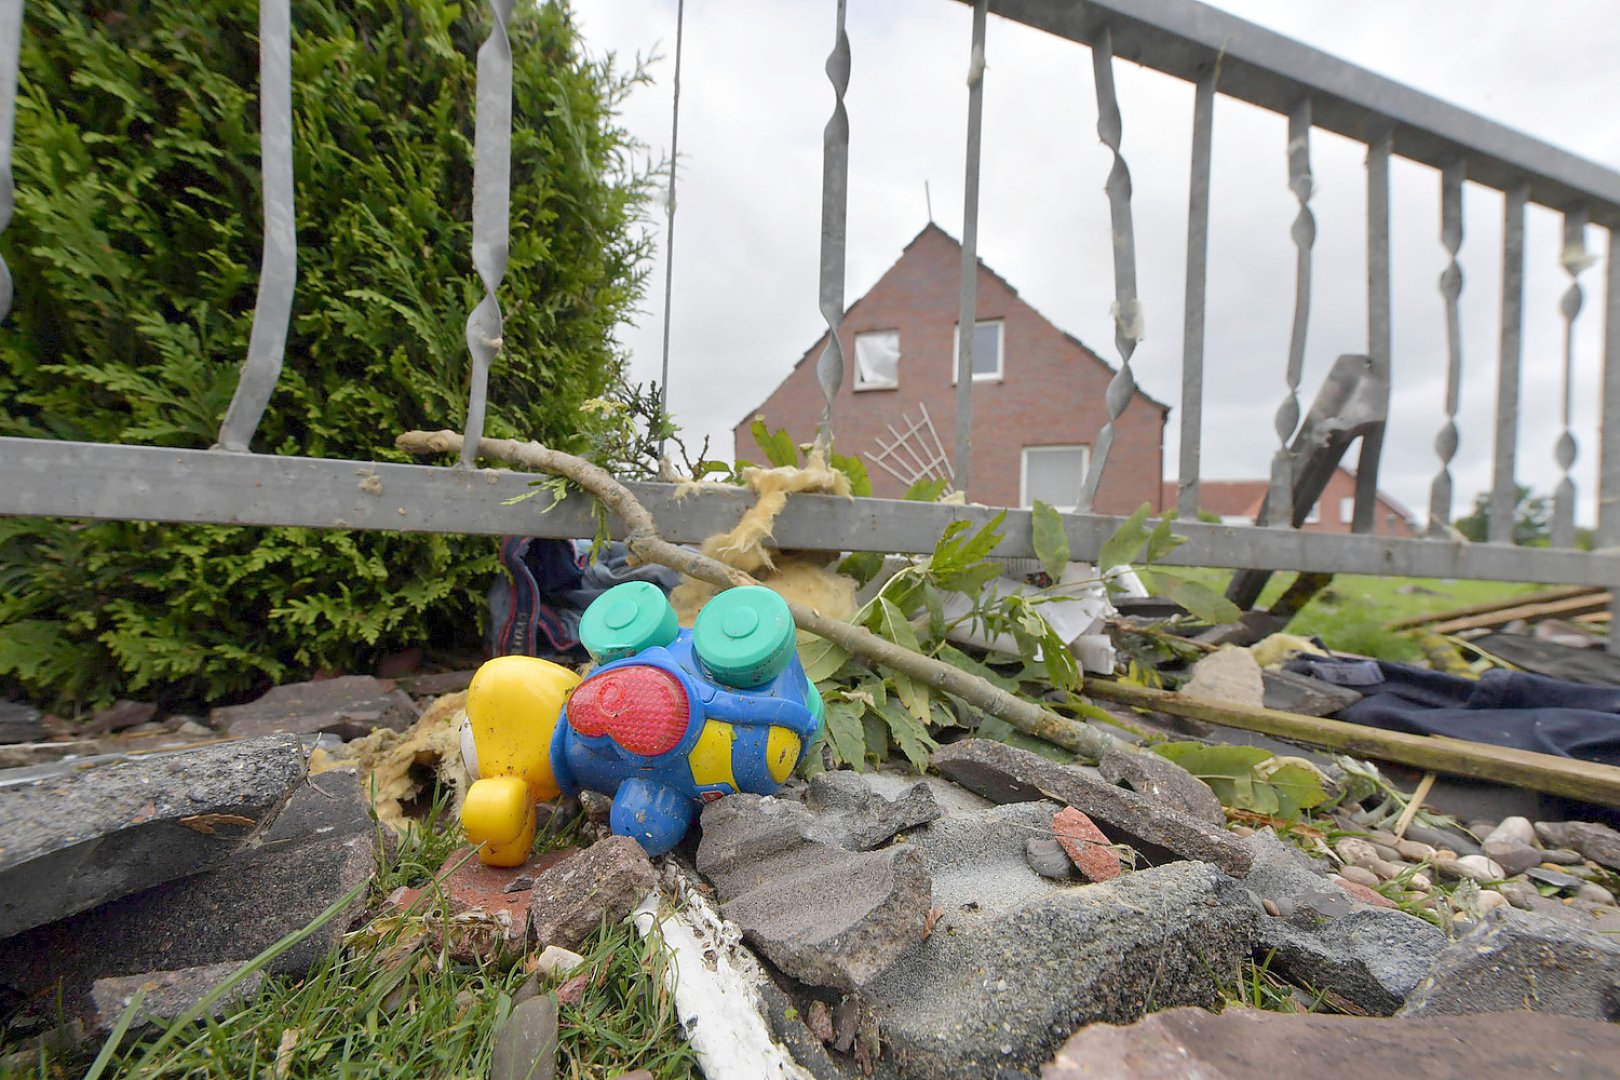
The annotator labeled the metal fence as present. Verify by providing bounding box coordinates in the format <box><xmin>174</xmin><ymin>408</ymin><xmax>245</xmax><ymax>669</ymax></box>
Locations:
<box><xmin>1</xmin><ymin>0</ymin><xmax>1617</xmax><ymax>647</ymax></box>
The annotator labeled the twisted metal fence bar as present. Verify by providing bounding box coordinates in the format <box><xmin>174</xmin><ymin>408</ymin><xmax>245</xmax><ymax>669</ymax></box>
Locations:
<box><xmin>214</xmin><ymin>0</ymin><xmax>296</xmax><ymax>452</ymax></box>
<box><xmin>1267</xmin><ymin>98</ymin><xmax>1313</xmax><ymax>527</ymax></box>
<box><xmin>655</xmin><ymin>0</ymin><xmax>686</xmax><ymax>461</ymax></box>
<box><xmin>1079</xmin><ymin>24</ymin><xmax>1141</xmax><ymax>513</ymax></box>
<box><xmin>952</xmin><ymin>0</ymin><xmax>988</xmax><ymax>494</ymax></box>
<box><xmin>1552</xmin><ymin>208</ymin><xmax>1590</xmax><ymax>549</ymax></box>
<box><xmin>0</xmin><ymin>0</ymin><xmax>20</xmax><ymax>328</ymax></box>
<box><xmin>458</xmin><ymin>0</ymin><xmax>514</xmax><ymax>468</ymax></box>
<box><xmin>1429</xmin><ymin>158</ymin><xmax>1465</xmax><ymax>537</ymax></box>
<box><xmin>1354</xmin><ymin>125</ymin><xmax>1393</xmax><ymax>534</ymax></box>
<box><xmin>1490</xmin><ymin>184</ymin><xmax>1529</xmax><ymax>545</ymax></box>
<box><xmin>813</xmin><ymin>0</ymin><xmax>851</xmax><ymax>452</ymax></box>
<box><xmin>1175</xmin><ymin>62</ymin><xmax>1215</xmax><ymax>521</ymax></box>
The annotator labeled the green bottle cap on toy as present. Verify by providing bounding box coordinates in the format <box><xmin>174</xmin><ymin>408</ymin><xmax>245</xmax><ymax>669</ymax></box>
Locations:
<box><xmin>692</xmin><ymin>586</ymin><xmax>795</xmax><ymax>688</ymax></box>
<box><xmin>579</xmin><ymin>581</ymin><xmax>678</xmax><ymax>664</ymax></box>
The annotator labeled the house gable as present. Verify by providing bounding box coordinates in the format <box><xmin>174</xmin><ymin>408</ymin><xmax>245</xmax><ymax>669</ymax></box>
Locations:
<box><xmin>734</xmin><ymin>224</ymin><xmax>1167</xmax><ymax>514</ymax></box>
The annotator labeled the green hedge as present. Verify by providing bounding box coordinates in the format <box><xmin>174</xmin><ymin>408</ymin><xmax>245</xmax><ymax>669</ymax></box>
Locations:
<box><xmin>0</xmin><ymin>0</ymin><xmax>650</xmax><ymax>710</ymax></box>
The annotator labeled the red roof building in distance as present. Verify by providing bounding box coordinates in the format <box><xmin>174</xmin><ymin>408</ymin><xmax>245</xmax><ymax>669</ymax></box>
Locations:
<box><xmin>734</xmin><ymin>224</ymin><xmax>1169</xmax><ymax>516</ymax></box>
<box><xmin>1166</xmin><ymin>467</ymin><xmax>1418</xmax><ymax>538</ymax></box>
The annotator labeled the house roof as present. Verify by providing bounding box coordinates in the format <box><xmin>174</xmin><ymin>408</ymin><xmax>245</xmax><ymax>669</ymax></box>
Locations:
<box><xmin>1163</xmin><ymin>466</ymin><xmax>1419</xmax><ymax>525</ymax></box>
<box><xmin>741</xmin><ymin>222</ymin><xmax>1171</xmax><ymax>430</ymax></box>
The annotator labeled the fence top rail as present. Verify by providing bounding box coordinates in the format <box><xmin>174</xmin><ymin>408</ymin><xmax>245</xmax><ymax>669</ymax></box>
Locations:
<box><xmin>1</xmin><ymin>437</ymin><xmax>1615</xmax><ymax>587</ymax></box>
<box><xmin>967</xmin><ymin>0</ymin><xmax>1620</xmax><ymax>227</ymax></box>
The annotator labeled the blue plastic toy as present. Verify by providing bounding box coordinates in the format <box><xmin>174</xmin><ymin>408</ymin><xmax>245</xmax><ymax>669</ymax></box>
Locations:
<box><xmin>460</xmin><ymin>581</ymin><xmax>824</xmax><ymax>860</ymax></box>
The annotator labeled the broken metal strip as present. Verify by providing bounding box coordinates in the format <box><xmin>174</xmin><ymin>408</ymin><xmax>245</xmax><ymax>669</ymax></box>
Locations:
<box><xmin>1552</xmin><ymin>206</ymin><xmax>1589</xmax><ymax>549</ymax></box>
<box><xmin>1176</xmin><ymin>63</ymin><xmax>1215</xmax><ymax>521</ymax></box>
<box><xmin>457</xmin><ymin>0</ymin><xmax>515</xmax><ymax>468</ymax></box>
<box><xmin>814</xmin><ymin>0</ymin><xmax>851</xmax><ymax>450</ymax></box>
<box><xmin>0</xmin><ymin>0</ymin><xmax>21</xmax><ymax>325</ymax></box>
<box><xmin>655</xmin><ymin>0</ymin><xmax>686</xmax><ymax>459</ymax></box>
<box><xmin>4</xmin><ymin>437</ymin><xmax>1613</xmax><ymax>585</ymax></box>
<box><xmin>214</xmin><ymin>0</ymin><xmax>297</xmax><ymax>452</ymax></box>
<box><xmin>1080</xmin><ymin>25</ymin><xmax>1141</xmax><ymax>513</ymax></box>
<box><xmin>1428</xmin><ymin>158</ymin><xmax>1466</xmax><ymax>537</ymax></box>
<box><xmin>1490</xmin><ymin>184</ymin><xmax>1529</xmax><ymax>544</ymax></box>
<box><xmin>1603</xmin><ymin>231</ymin><xmax>1620</xmax><ymax>654</ymax></box>
<box><xmin>1355</xmin><ymin>126</ymin><xmax>1392</xmax><ymax>535</ymax></box>
<box><xmin>1268</xmin><ymin>98</ymin><xmax>1314</xmax><ymax>528</ymax></box>
<box><xmin>960</xmin><ymin>0</ymin><xmax>1620</xmax><ymax>227</ymax></box>
<box><xmin>953</xmin><ymin>0</ymin><xmax>988</xmax><ymax>495</ymax></box>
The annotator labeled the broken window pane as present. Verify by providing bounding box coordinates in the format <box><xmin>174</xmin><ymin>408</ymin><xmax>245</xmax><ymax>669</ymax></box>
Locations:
<box><xmin>854</xmin><ymin>330</ymin><xmax>900</xmax><ymax>390</ymax></box>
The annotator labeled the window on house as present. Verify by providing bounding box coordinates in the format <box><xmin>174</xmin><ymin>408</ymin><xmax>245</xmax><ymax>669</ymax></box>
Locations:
<box><xmin>1339</xmin><ymin>496</ymin><xmax>1355</xmax><ymax>524</ymax></box>
<box><xmin>853</xmin><ymin>329</ymin><xmax>900</xmax><ymax>391</ymax></box>
<box><xmin>1021</xmin><ymin>445</ymin><xmax>1089</xmax><ymax>512</ymax></box>
<box><xmin>1303</xmin><ymin>501</ymin><xmax>1320</xmax><ymax>525</ymax></box>
<box><xmin>951</xmin><ymin>320</ymin><xmax>1003</xmax><ymax>383</ymax></box>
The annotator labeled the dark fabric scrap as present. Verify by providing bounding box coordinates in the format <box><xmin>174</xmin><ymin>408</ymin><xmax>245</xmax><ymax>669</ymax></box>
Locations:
<box><xmin>1285</xmin><ymin>658</ymin><xmax>1620</xmax><ymax>766</ymax></box>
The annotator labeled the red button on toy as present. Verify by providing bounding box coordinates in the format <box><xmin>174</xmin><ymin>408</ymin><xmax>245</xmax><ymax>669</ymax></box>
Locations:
<box><xmin>567</xmin><ymin>665</ymin><xmax>690</xmax><ymax>757</ymax></box>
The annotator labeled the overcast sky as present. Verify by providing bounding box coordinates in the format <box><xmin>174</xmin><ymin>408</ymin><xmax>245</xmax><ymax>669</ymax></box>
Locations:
<box><xmin>573</xmin><ymin>0</ymin><xmax>1620</xmax><ymax>527</ymax></box>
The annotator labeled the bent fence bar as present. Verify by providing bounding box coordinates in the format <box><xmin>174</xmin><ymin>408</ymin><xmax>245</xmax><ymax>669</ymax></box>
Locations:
<box><xmin>0</xmin><ymin>0</ymin><xmax>1617</xmax><ymax>648</ymax></box>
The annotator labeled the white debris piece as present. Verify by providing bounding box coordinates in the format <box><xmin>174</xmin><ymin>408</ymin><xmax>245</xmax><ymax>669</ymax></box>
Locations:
<box><xmin>631</xmin><ymin>867</ymin><xmax>814</xmax><ymax>1080</ymax></box>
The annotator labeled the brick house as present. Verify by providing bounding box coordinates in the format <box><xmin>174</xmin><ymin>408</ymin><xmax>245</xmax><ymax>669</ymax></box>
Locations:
<box><xmin>734</xmin><ymin>224</ymin><xmax>1169</xmax><ymax>514</ymax></box>
<box><xmin>1167</xmin><ymin>467</ymin><xmax>1419</xmax><ymax>537</ymax></box>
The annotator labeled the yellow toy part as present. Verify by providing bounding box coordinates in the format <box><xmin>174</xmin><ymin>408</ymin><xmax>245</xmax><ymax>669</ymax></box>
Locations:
<box><xmin>463</xmin><ymin>655</ymin><xmax>581</xmax><ymax>866</ymax></box>
<box><xmin>688</xmin><ymin>720</ymin><xmax>739</xmax><ymax>792</ymax></box>
<box><xmin>462</xmin><ymin>776</ymin><xmax>536</xmax><ymax>867</ymax></box>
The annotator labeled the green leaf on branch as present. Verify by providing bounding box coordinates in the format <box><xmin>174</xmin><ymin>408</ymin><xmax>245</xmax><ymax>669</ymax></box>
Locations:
<box><xmin>823</xmin><ymin>701</ymin><xmax>868</xmax><ymax>771</ymax></box>
<box><xmin>1151</xmin><ymin>742</ymin><xmax>1328</xmax><ymax>817</ymax></box>
<box><xmin>831</xmin><ymin>452</ymin><xmax>872</xmax><ymax>496</ymax></box>
<box><xmin>1146</xmin><ymin>570</ymin><xmax>1241</xmax><ymax>625</ymax></box>
<box><xmin>800</xmin><ymin>636</ymin><xmax>851</xmax><ymax>683</ymax></box>
<box><xmin>837</xmin><ymin>550</ymin><xmax>887</xmax><ymax>587</ymax></box>
<box><xmin>750</xmin><ymin>419</ymin><xmax>800</xmax><ymax>468</ymax></box>
<box><xmin>1031</xmin><ymin>500</ymin><xmax>1070</xmax><ymax>581</ymax></box>
<box><xmin>1145</xmin><ymin>512</ymin><xmax>1186</xmax><ymax>563</ymax></box>
<box><xmin>903</xmin><ymin>477</ymin><xmax>950</xmax><ymax>502</ymax></box>
<box><xmin>976</xmin><ymin>715</ymin><xmax>1074</xmax><ymax>762</ymax></box>
<box><xmin>876</xmin><ymin>701</ymin><xmax>939</xmax><ymax>773</ymax></box>
<box><xmin>1097</xmin><ymin>502</ymin><xmax>1154</xmax><ymax>572</ymax></box>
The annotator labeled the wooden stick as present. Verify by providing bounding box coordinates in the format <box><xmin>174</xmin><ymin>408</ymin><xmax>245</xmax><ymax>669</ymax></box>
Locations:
<box><xmin>1083</xmin><ymin>678</ymin><xmax>1620</xmax><ymax>808</ymax></box>
<box><xmin>1427</xmin><ymin>592</ymin><xmax>1612</xmax><ymax>635</ymax></box>
<box><xmin>1383</xmin><ymin>585</ymin><xmax>1601</xmax><ymax>631</ymax></box>
<box><xmin>1392</xmin><ymin>772</ymin><xmax>1436</xmax><ymax>839</ymax></box>
<box><xmin>397</xmin><ymin>430</ymin><xmax>1121</xmax><ymax>759</ymax></box>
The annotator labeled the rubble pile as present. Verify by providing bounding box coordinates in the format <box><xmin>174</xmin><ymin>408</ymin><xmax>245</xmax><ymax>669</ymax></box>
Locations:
<box><xmin>5</xmin><ymin>655</ymin><xmax>1620</xmax><ymax>1078</ymax></box>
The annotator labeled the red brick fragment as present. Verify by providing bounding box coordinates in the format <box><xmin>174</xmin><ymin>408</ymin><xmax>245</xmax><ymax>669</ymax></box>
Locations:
<box><xmin>1332</xmin><ymin>877</ymin><xmax>1398</xmax><ymax>909</ymax></box>
<box><xmin>1052</xmin><ymin>807</ymin><xmax>1122</xmax><ymax>882</ymax></box>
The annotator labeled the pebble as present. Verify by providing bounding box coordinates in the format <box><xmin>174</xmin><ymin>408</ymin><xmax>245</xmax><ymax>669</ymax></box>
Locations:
<box><xmin>1482</xmin><ymin>839</ymin><xmax>1544</xmax><ymax>877</ymax></box>
<box><xmin>1483</xmin><ymin>816</ymin><xmax>1536</xmax><ymax>847</ymax></box>
<box><xmin>1392</xmin><ymin>839</ymin><xmax>1434</xmax><ymax>863</ymax></box>
<box><xmin>1402</xmin><ymin>823</ymin><xmax>1482</xmax><ymax>857</ymax></box>
<box><xmin>1339</xmin><ymin>865</ymin><xmax>1380</xmax><ymax>888</ymax></box>
<box><xmin>1408</xmin><ymin>872</ymin><xmax>1432</xmax><ymax>893</ymax></box>
<box><xmin>1434</xmin><ymin>849</ymin><xmax>1458</xmax><ymax>862</ymax></box>
<box><xmin>1495</xmin><ymin>880</ymin><xmax>1539</xmax><ymax>911</ymax></box>
<box><xmin>1330</xmin><ymin>876</ymin><xmax>1397</xmax><ymax>910</ymax></box>
<box><xmin>1369</xmin><ymin>858</ymin><xmax>1407</xmax><ymax>883</ymax></box>
<box><xmin>1363</xmin><ymin>829</ymin><xmax>1404</xmax><ymax>848</ymax></box>
<box><xmin>534</xmin><ymin>946</ymin><xmax>586</xmax><ymax>978</ymax></box>
<box><xmin>1334</xmin><ymin>838</ymin><xmax>1380</xmax><ymax>870</ymax></box>
<box><xmin>1437</xmin><ymin>855</ymin><xmax>1504</xmax><ymax>883</ymax></box>
<box><xmin>1370</xmin><ymin>842</ymin><xmax>1403</xmax><ymax>863</ymax></box>
<box><xmin>1527</xmin><ymin>866</ymin><xmax>1589</xmax><ymax>891</ymax></box>
<box><xmin>1025</xmin><ymin>838</ymin><xmax>1075</xmax><ymax>881</ymax></box>
<box><xmin>1576</xmin><ymin>882</ymin><xmax>1617</xmax><ymax>906</ymax></box>
<box><xmin>1476</xmin><ymin>889</ymin><xmax>1510</xmax><ymax>914</ymax></box>
<box><xmin>1229</xmin><ymin>825</ymin><xmax>1255</xmax><ymax>838</ymax></box>
<box><xmin>1540</xmin><ymin>847</ymin><xmax>1586</xmax><ymax>866</ymax></box>
<box><xmin>1262</xmin><ymin>898</ymin><xmax>1281</xmax><ymax>918</ymax></box>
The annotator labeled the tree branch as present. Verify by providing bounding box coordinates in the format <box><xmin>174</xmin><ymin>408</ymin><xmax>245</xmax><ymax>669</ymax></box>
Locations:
<box><xmin>397</xmin><ymin>429</ymin><xmax>1121</xmax><ymax>758</ymax></box>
